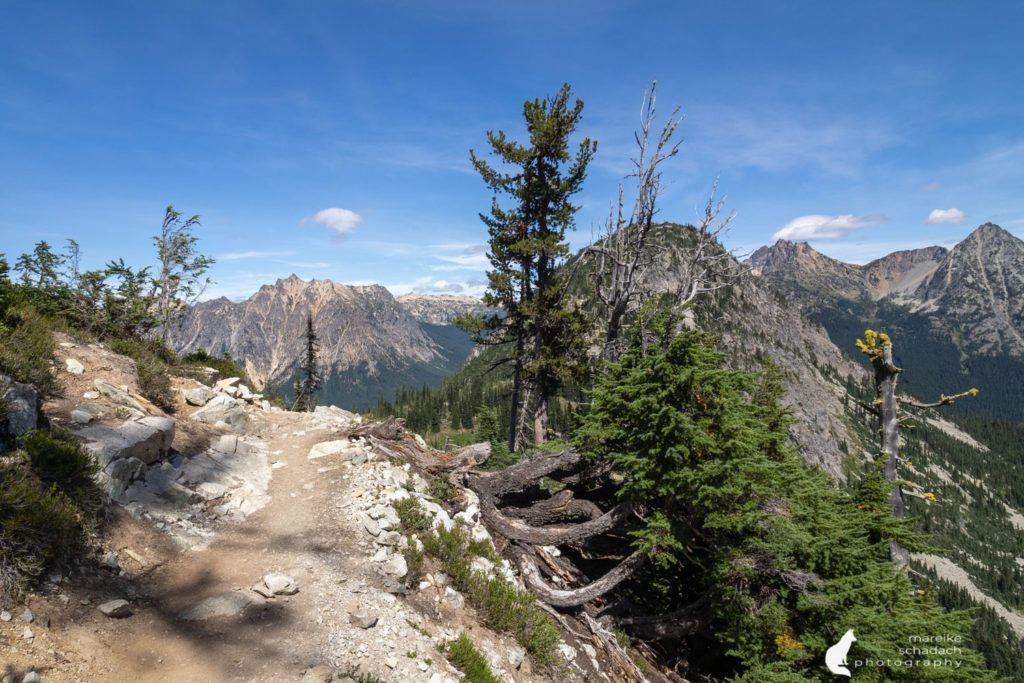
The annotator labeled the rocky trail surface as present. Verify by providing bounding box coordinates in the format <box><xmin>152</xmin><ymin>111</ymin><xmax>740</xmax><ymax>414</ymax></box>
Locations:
<box><xmin>1</xmin><ymin>338</ymin><xmax>572</xmax><ymax>683</ymax></box>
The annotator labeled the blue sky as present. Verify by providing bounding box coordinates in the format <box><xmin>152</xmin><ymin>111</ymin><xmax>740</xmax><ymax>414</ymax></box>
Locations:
<box><xmin>2</xmin><ymin>1</ymin><xmax>1022</xmax><ymax>300</ymax></box>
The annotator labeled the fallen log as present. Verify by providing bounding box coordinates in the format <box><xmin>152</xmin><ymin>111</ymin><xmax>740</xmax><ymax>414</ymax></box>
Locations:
<box><xmin>364</xmin><ymin>434</ymin><xmax>491</xmax><ymax>474</ymax></box>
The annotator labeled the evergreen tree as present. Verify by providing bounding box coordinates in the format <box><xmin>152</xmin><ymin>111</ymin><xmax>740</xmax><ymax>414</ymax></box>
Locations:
<box><xmin>572</xmin><ymin>321</ymin><xmax>995</xmax><ymax>681</ymax></box>
<box><xmin>293</xmin><ymin>313</ymin><xmax>322</xmax><ymax>412</ymax></box>
<box><xmin>457</xmin><ymin>83</ymin><xmax>596</xmax><ymax>449</ymax></box>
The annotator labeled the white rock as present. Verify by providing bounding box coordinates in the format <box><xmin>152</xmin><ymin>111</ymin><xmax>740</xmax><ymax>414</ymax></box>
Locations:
<box><xmin>82</xmin><ymin>390</ymin><xmax>100</xmax><ymax>399</ymax></box>
<box><xmin>384</xmin><ymin>555</ymin><xmax>408</xmax><ymax>576</ymax></box>
<box><xmin>307</xmin><ymin>440</ymin><xmax>351</xmax><ymax>460</ymax></box>
<box><xmin>196</xmin><ymin>482</ymin><xmax>229</xmax><ymax>501</ymax></box>
<box><xmin>443</xmin><ymin>586</ymin><xmax>464</xmax><ymax>609</ymax></box>
<box><xmin>98</xmin><ymin>599</ymin><xmax>132</xmax><ymax>618</ymax></box>
<box><xmin>558</xmin><ymin>643</ymin><xmax>576</xmax><ymax>661</ymax></box>
<box><xmin>65</xmin><ymin>358</ymin><xmax>85</xmax><ymax>374</ymax></box>
<box><xmin>362</xmin><ymin>515</ymin><xmax>382</xmax><ymax>537</ymax></box>
<box><xmin>178</xmin><ymin>591</ymin><xmax>255</xmax><ymax>621</ymax></box>
<box><xmin>263</xmin><ymin>572</ymin><xmax>299</xmax><ymax>595</ymax></box>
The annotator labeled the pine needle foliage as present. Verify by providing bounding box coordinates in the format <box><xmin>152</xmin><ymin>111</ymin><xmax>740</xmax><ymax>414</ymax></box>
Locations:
<box><xmin>575</xmin><ymin>322</ymin><xmax>997</xmax><ymax>681</ymax></box>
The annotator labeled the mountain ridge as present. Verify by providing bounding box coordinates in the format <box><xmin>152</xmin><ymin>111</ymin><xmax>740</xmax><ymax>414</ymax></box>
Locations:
<box><xmin>170</xmin><ymin>277</ymin><xmax>486</xmax><ymax>410</ymax></box>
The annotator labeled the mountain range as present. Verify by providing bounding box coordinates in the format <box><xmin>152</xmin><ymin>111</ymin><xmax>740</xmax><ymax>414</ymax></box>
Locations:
<box><xmin>169</xmin><ymin>275</ymin><xmax>488</xmax><ymax>410</ymax></box>
<box><xmin>746</xmin><ymin>223</ymin><xmax>1024</xmax><ymax>420</ymax></box>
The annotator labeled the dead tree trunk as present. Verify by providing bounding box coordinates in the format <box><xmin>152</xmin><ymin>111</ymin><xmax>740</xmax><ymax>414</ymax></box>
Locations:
<box><xmin>857</xmin><ymin>331</ymin><xmax>978</xmax><ymax>569</ymax></box>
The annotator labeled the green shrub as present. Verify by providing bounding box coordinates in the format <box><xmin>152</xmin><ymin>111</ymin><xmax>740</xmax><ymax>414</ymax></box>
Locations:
<box><xmin>402</xmin><ymin>542</ymin><xmax>425</xmax><ymax>587</ymax></box>
<box><xmin>0</xmin><ymin>463</ymin><xmax>80</xmax><ymax>606</ymax></box>
<box><xmin>0</xmin><ymin>303</ymin><xmax>56</xmax><ymax>395</ymax></box>
<box><xmin>180</xmin><ymin>348</ymin><xmax>248</xmax><ymax>384</ymax></box>
<box><xmin>427</xmin><ymin>474</ymin><xmax>457</xmax><ymax>502</ymax></box>
<box><xmin>394</xmin><ymin>497</ymin><xmax>431</xmax><ymax>533</ymax></box>
<box><xmin>108</xmin><ymin>337</ymin><xmax>174</xmax><ymax>408</ymax></box>
<box><xmin>22</xmin><ymin>429</ymin><xmax>101</xmax><ymax>515</ymax></box>
<box><xmin>445</xmin><ymin>632</ymin><xmax>501</xmax><ymax>683</ymax></box>
<box><xmin>473</xmin><ymin>405</ymin><xmax>518</xmax><ymax>471</ymax></box>
<box><xmin>416</xmin><ymin>516</ymin><xmax>560</xmax><ymax>666</ymax></box>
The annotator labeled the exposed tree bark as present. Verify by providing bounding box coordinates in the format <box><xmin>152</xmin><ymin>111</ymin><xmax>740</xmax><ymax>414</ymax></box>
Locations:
<box><xmin>350</xmin><ymin>415</ymin><xmax>406</xmax><ymax>440</ymax></box>
<box><xmin>477</xmin><ymin>488</ymin><xmax>634</xmax><ymax>545</ymax></box>
<box><xmin>505</xmin><ymin>489</ymin><xmax>603</xmax><ymax>524</ymax></box>
<box><xmin>465</xmin><ymin>447</ymin><xmax>583</xmax><ymax>497</ymax></box>
<box><xmin>581</xmin><ymin>613</ymin><xmax>653</xmax><ymax>683</ymax></box>
<box><xmin>353</xmin><ymin>417</ymin><xmax>491</xmax><ymax>473</ymax></box>
<box><xmin>513</xmin><ymin>545</ymin><xmax>647</xmax><ymax>608</ymax></box>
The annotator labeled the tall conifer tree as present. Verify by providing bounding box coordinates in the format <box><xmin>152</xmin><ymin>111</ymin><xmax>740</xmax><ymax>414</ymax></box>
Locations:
<box><xmin>457</xmin><ymin>83</ymin><xmax>596</xmax><ymax>448</ymax></box>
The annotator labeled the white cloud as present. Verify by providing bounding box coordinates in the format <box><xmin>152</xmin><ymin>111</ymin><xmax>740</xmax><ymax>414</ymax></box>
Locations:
<box><xmin>413</xmin><ymin>279</ymin><xmax>465</xmax><ymax>294</ymax></box>
<box><xmin>771</xmin><ymin>214</ymin><xmax>888</xmax><ymax>242</ymax></box>
<box><xmin>925</xmin><ymin>208</ymin><xmax>966</xmax><ymax>225</ymax></box>
<box><xmin>303</xmin><ymin>207</ymin><xmax>363</xmax><ymax>237</ymax></box>
<box><xmin>920</xmin><ymin>182</ymin><xmax>943</xmax><ymax>191</ymax></box>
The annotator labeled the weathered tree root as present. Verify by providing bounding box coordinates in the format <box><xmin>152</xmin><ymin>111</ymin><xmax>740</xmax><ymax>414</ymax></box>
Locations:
<box><xmin>513</xmin><ymin>544</ymin><xmax>647</xmax><ymax>608</ymax></box>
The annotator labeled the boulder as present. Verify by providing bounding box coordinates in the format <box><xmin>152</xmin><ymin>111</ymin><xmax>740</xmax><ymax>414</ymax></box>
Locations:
<box><xmin>183</xmin><ymin>386</ymin><xmax>216</xmax><ymax>406</ymax></box>
<box><xmin>191</xmin><ymin>395</ymin><xmax>249</xmax><ymax>432</ymax></box>
<box><xmin>65</xmin><ymin>358</ymin><xmax>85</xmax><ymax>374</ymax></box>
<box><xmin>1</xmin><ymin>375</ymin><xmax>37</xmax><ymax>438</ymax></box>
<box><xmin>214</xmin><ymin>377</ymin><xmax>241</xmax><ymax>393</ymax></box>
<box><xmin>80</xmin><ymin>417</ymin><xmax>174</xmax><ymax>468</ymax></box>
<box><xmin>177</xmin><ymin>591</ymin><xmax>254</xmax><ymax>621</ymax></box>
<box><xmin>71</xmin><ymin>409</ymin><xmax>94</xmax><ymax>425</ymax></box>
<box><xmin>94</xmin><ymin>379</ymin><xmax>148</xmax><ymax>414</ymax></box>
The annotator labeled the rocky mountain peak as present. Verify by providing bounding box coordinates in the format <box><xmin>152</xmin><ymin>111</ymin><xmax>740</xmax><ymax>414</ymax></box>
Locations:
<box><xmin>396</xmin><ymin>293</ymin><xmax>490</xmax><ymax>325</ymax></box>
<box><xmin>916</xmin><ymin>223</ymin><xmax>1024</xmax><ymax>355</ymax></box>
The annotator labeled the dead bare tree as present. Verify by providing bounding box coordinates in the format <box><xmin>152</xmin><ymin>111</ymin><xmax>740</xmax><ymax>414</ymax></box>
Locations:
<box><xmin>856</xmin><ymin>329</ymin><xmax>977</xmax><ymax>568</ymax></box>
<box><xmin>588</xmin><ymin>81</ymin><xmax>736</xmax><ymax>363</ymax></box>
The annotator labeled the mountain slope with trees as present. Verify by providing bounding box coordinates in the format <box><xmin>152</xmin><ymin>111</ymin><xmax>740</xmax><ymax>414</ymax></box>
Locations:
<box><xmin>169</xmin><ymin>275</ymin><xmax>485</xmax><ymax>411</ymax></box>
<box><xmin>746</xmin><ymin>223</ymin><xmax>1024</xmax><ymax>421</ymax></box>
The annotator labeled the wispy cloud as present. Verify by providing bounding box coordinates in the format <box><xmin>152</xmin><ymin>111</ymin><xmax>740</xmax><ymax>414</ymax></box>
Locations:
<box><xmin>277</xmin><ymin>260</ymin><xmax>331</xmax><ymax>268</ymax></box>
<box><xmin>920</xmin><ymin>181</ymin><xmax>942</xmax><ymax>191</ymax></box>
<box><xmin>692</xmin><ymin>106</ymin><xmax>896</xmax><ymax>178</ymax></box>
<box><xmin>925</xmin><ymin>208</ymin><xmax>966</xmax><ymax>225</ymax></box>
<box><xmin>302</xmin><ymin>207</ymin><xmax>363</xmax><ymax>238</ymax></box>
<box><xmin>433</xmin><ymin>252</ymin><xmax>489</xmax><ymax>271</ymax></box>
<box><xmin>772</xmin><ymin>214</ymin><xmax>888</xmax><ymax>241</ymax></box>
<box><xmin>217</xmin><ymin>250</ymin><xmax>292</xmax><ymax>261</ymax></box>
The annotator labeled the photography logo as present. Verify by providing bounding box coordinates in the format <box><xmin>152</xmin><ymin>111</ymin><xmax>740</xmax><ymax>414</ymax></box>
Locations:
<box><xmin>826</xmin><ymin>629</ymin><xmax>857</xmax><ymax>677</ymax></box>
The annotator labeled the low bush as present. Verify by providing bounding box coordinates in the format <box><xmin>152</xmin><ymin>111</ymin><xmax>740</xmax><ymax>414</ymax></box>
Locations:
<box><xmin>445</xmin><ymin>632</ymin><xmax>502</xmax><ymax>683</ymax></box>
<box><xmin>22</xmin><ymin>429</ymin><xmax>101</xmax><ymax>515</ymax></box>
<box><xmin>0</xmin><ymin>463</ymin><xmax>81</xmax><ymax>607</ymax></box>
<box><xmin>426</xmin><ymin>474</ymin><xmax>457</xmax><ymax>502</ymax></box>
<box><xmin>180</xmin><ymin>348</ymin><xmax>248</xmax><ymax>384</ymax></box>
<box><xmin>107</xmin><ymin>337</ymin><xmax>174</xmax><ymax>408</ymax></box>
<box><xmin>0</xmin><ymin>303</ymin><xmax>56</xmax><ymax>396</ymax></box>
<box><xmin>399</xmin><ymin>499</ymin><xmax>559</xmax><ymax>667</ymax></box>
